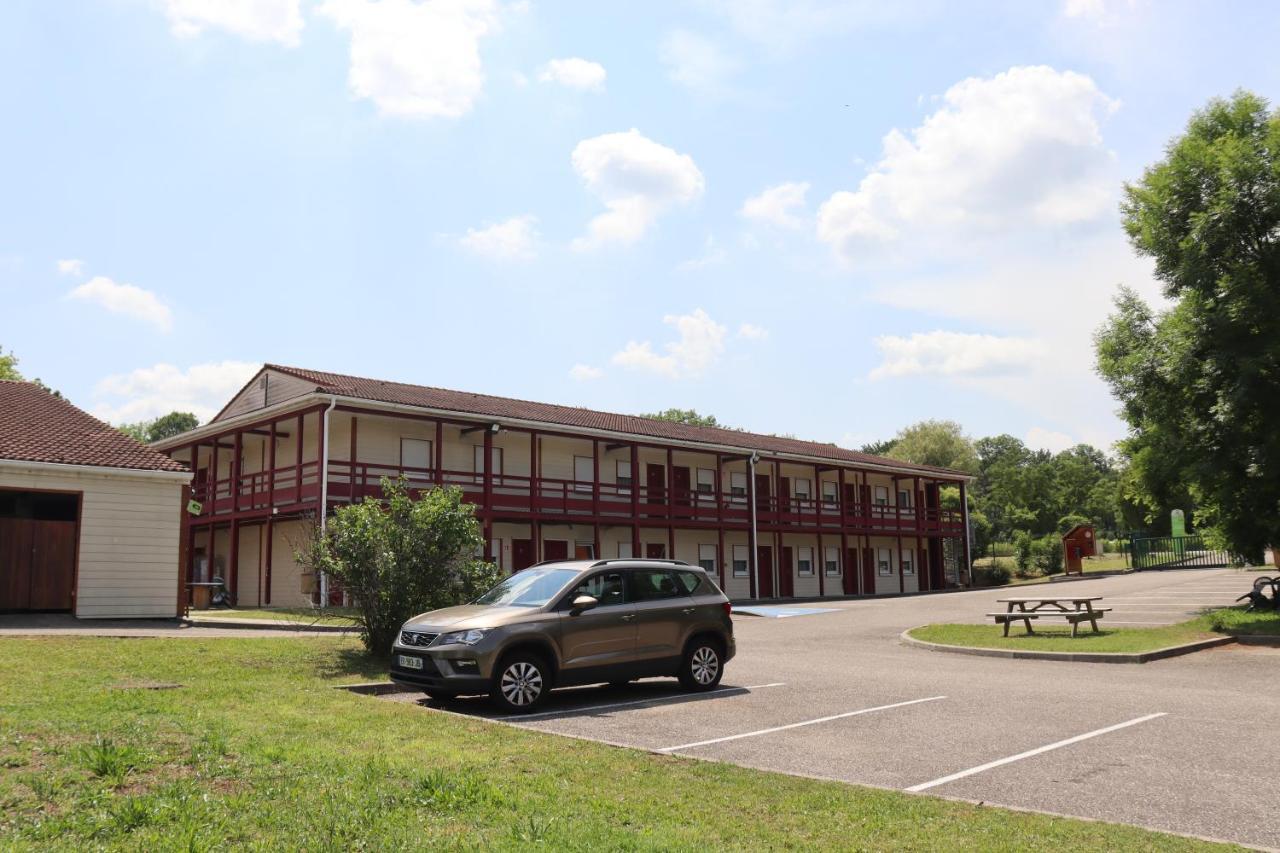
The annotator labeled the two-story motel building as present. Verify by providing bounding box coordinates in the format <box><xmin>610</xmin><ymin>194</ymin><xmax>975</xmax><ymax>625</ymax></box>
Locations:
<box><xmin>155</xmin><ymin>365</ymin><xmax>973</xmax><ymax>607</ymax></box>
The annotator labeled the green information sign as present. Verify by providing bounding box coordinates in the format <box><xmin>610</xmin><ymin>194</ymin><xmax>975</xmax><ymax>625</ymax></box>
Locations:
<box><xmin>1171</xmin><ymin>509</ymin><xmax>1186</xmax><ymax>538</ymax></box>
<box><xmin>187</xmin><ymin>499</ymin><xmax>203</xmax><ymax>516</ymax></box>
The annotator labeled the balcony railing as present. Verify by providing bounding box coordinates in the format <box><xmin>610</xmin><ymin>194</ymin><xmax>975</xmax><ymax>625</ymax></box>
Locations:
<box><xmin>187</xmin><ymin>460</ymin><xmax>964</xmax><ymax>536</ymax></box>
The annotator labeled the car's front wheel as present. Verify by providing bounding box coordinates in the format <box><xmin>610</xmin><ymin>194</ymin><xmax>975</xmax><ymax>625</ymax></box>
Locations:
<box><xmin>491</xmin><ymin>652</ymin><xmax>551</xmax><ymax>713</ymax></box>
<box><xmin>678</xmin><ymin>638</ymin><xmax>724</xmax><ymax>691</ymax></box>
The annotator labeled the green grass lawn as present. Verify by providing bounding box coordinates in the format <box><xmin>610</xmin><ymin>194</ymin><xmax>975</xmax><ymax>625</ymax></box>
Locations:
<box><xmin>910</xmin><ymin>608</ymin><xmax>1280</xmax><ymax>654</ymax></box>
<box><xmin>187</xmin><ymin>606</ymin><xmax>360</xmax><ymax>627</ymax></box>
<box><xmin>0</xmin><ymin>638</ymin><xmax>1238</xmax><ymax>851</ymax></box>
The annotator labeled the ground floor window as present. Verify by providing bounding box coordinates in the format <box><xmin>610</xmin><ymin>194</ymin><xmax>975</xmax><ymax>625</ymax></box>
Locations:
<box><xmin>617</xmin><ymin>542</ymin><xmax>633</xmax><ymax>558</ymax></box>
<box><xmin>901</xmin><ymin>550</ymin><xmax>915</xmax><ymax>575</ymax></box>
<box><xmin>698</xmin><ymin>543</ymin><xmax>716</xmax><ymax>574</ymax></box>
<box><xmin>797</xmin><ymin>546</ymin><xmax>814</xmax><ymax>576</ymax></box>
<box><xmin>878</xmin><ymin>547</ymin><xmax>893</xmax><ymax>576</ymax></box>
<box><xmin>732</xmin><ymin>545</ymin><xmax>749</xmax><ymax>577</ymax></box>
<box><xmin>825</xmin><ymin>546</ymin><xmax>840</xmax><ymax>576</ymax></box>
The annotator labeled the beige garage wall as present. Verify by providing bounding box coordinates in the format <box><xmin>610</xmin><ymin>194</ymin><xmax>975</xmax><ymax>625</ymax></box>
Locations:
<box><xmin>0</xmin><ymin>462</ymin><xmax>189</xmax><ymax>618</ymax></box>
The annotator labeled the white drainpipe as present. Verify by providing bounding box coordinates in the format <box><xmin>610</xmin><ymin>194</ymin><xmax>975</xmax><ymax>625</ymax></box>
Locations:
<box><xmin>748</xmin><ymin>452</ymin><xmax>760</xmax><ymax>600</ymax></box>
<box><xmin>318</xmin><ymin>395</ymin><xmax>337</xmax><ymax>606</ymax></box>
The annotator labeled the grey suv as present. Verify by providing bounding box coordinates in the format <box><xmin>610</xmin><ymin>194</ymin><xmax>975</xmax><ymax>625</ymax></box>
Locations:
<box><xmin>389</xmin><ymin>559</ymin><xmax>735</xmax><ymax>713</ymax></box>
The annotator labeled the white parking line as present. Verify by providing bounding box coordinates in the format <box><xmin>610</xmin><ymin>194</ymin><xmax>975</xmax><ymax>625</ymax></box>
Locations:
<box><xmin>656</xmin><ymin>695</ymin><xmax>946</xmax><ymax>753</ymax></box>
<box><xmin>508</xmin><ymin>682</ymin><xmax>787</xmax><ymax>722</ymax></box>
<box><xmin>905</xmin><ymin>712</ymin><xmax>1167</xmax><ymax>793</ymax></box>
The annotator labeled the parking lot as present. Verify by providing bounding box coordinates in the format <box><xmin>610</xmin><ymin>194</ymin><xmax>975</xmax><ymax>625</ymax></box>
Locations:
<box><xmin>386</xmin><ymin>568</ymin><xmax>1280</xmax><ymax>849</ymax></box>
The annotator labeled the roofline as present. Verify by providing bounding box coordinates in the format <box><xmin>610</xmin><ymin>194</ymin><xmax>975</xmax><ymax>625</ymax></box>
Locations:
<box><xmin>0</xmin><ymin>458</ymin><xmax>193</xmax><ymax>482</ymax></box>
<box><xmin>153</xmin><ymin>391</ymin><xmax>974</xmax><ymax>481</ymax></box>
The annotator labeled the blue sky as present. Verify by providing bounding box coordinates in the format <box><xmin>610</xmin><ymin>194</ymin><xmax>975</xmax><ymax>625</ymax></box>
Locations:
<box><xmin>3</xmin><ymin>0</ymin><xmax>1279</xmax><ymax>452</ymax></box>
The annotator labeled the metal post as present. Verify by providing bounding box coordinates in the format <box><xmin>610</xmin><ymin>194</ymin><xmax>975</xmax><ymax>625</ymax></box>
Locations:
<box><xmin>747</xmin><ymin>453</ymin><xmax>759</xmax><ymax>599</ymax></box>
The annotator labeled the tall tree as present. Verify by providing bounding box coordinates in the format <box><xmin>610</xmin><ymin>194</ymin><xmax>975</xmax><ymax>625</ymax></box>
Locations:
<box><xmin>641</xmin><ymin>408</ymin><xmax>723</xmax><ymax>428</ymax></box>
<box><xmin>1096</xmin><ymin>91</ymin><xmax>1280</xmax><ymax>561</ymax></box>
<box><xmin>884</xmin><ymin>419</ymin><xmax>978</xmax><ymax>473</ymax></box>
<box><xmin>118</xmin><ymin>412</ymin><xmax>200</xmax><ymax>444</ymax></box>
<box><xmin>0</xmin><ymin>345</ymin><xmax>20</xmax><ymax>381</ymax></box>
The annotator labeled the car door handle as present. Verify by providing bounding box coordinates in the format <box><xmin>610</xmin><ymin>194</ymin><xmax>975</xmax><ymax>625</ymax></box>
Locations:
<box><xmin>620</xmin><ymin>614</ymin><xmax>636</xmax><ymax>622</ymax></box>
<box><xmin>682</xmin><ymin>607</ymin><xmax>695</xmax><ymax>614</ymax></box>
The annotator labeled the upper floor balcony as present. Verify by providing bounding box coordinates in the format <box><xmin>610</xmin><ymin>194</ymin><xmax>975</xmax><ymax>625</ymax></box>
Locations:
<box><xmin>189</xmin><ymin>458</ymin><xmax>964</xmax><ymax>537</ymax></box>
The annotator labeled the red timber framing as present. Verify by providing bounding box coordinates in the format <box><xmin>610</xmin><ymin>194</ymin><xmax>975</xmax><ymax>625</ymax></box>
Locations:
<box><xmin>163</xmin><ymin>398</ymin><xmax>971</xmax><ymax>605</ymax></box>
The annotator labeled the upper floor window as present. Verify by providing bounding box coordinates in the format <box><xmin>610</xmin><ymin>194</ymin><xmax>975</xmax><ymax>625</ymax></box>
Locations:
<box><xmin>898</xmin><ymin>489</ymin><xmax>913</xmax><ymax>507</ymax></box>
<box><xmin>473</xmin><ymin>445</ymin><xmax>503</xmax><ymax>476</ymax></box>
<box><xmin>874</xmin><ymin>486</ymin><xmax>889</xmax><ymax>506</ymax></box>
<box><xmin>616</xmin><ymin>460</ymin><xmax>633</xmax><ymax>487</ymax></box>
<box><xmin>574</xmin><ymin>455</ymin><xmax>593</xmax><ymax>493</ymax></box>
<box><xmin>696</xmin><ymin>468</ymin><xmax>715</xmax><ymax>494</ymax></box>
<box><xmin>822</xmin><ymin>481</ymin><xmax>838</xmax><ymax>506</ymax></box>
<box><xmin>793</xmin><ymin>478</ymin><xmax>811</xmax><ymax>501</ymax></box>
<box><xmin>730</xmin><ymin>472</ymin><xmax>747</xmax><ymax>498</ymax></box>
<box><xmin>400</xmin><ymin>438</ymin><xmax>432</xmax><ymax>472</ymax></box>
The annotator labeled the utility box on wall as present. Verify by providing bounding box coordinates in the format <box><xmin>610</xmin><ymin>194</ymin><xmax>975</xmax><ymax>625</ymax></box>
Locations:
<box><xmin>1062</xmin><ymin>524</ymin><xmax>1097</xmax><ymax>576</ymax></box>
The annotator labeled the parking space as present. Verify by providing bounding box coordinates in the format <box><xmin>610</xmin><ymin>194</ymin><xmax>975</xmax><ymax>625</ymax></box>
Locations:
<box><xmin>385</xmin><ymin>568</ymin><xmax>1279</xmax><ymax>849</ymax></box>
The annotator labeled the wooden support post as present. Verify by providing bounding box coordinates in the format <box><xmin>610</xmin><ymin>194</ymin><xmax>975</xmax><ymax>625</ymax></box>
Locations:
<box><xmin>717</xmin><ymin>524</ymin><xmax>726</xmax><ymax>589</ymax></box>
<box><xmin>211</xmin><ymin>441</ymin><xmax>219</xmax><ymax>513</ymax></box>
<box><xmin>435</xmin><ymin>420</ymin><xmax>444</xmax><ymax>485</ymax></box>
<box><xmin>229</xmin><ymin>518</ymin><xmax>240</xmax><ymax>601</ymax></box>
<box><xmin>482</xmin><ymin>428</ymin><xmax>494</xmax><ymax>562</ymax></box>
<box><xmin>746</xmin><ymin>460</ymin><xmax>758</xmax><ymax>599</ymax></box>
<box><xmin>817</xmin><ymin>530</ymin><xmax>824</xmax><ymax>597</ymax></box>
<box><xmin>268</xmin><ymin>420</ymin><xmax>277</xmax><ymax>507</ymax></box>
<box><xmin>630</xmin><ymin>443</ymin><xmax>641</xmax><ymax>558</ymax></box>
<box><xmin>665</xmin><ymin>447</ymin><xmax>673</xmax><ymax>522</ymax></box>
<box><xmin>592</xmin><ymin>439</ymin><xmax>600</xmax><ymax>518</ymax></box>
<box><xmin>294</xmin><ymin>413</ymin><xmax>304</xmax><ymax>504</ymax></box>
<box><xmin>349</xmin><ymin>416</ymin><xmax>358</xmax><ymax>500</ymax></box>
<box><xmin>668</xmin><ymin>524</ymin><xmax>675</xmax><ymax>562</ymax></box>
<box><xmin>232</xmin><ymin>430</ymin><xmax>242</xmax><ymax>513</ymax></box>
<box><xmin>264</xmin><ymin>517</ymin><xmax>274</xmax><ymax>605</ymax></box>
<box><xmin>529</xmin><ymin>430</ymin><xmax>537</xmax><ymax>510</ymax></box>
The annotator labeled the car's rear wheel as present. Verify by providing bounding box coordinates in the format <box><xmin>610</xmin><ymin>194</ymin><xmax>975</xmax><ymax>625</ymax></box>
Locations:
<box><xmin>678</xmin><ymin>638</ymin><xmax>724</xmax><ymax>691</ymax></box>
<box><xmin>491</xmin><ymin>653</ymin><xmax>551</xmax><ymax>713</ymax></box>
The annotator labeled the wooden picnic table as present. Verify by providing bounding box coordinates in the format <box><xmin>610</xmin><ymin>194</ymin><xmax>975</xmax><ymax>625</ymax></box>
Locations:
<box><xmin>989</xmin><ymin>596</ymin><xmax>1111</xmax><ymax>637</ymax></box>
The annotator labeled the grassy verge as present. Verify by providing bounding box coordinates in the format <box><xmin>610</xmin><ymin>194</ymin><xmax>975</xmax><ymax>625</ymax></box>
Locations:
<box><xmin>909</xmin><ymin>607</ymin><xmax>1280</xmax><ymax>654</ymax></box>
<box><xmin>187</xmin><ymin>607</ymin><xmax>359</xmax><ymax>627</ymax></box>
<box><xmin>0</xmin><ymin>638</ymin><xmax>1235</xmax><ymax>850</ymax></box>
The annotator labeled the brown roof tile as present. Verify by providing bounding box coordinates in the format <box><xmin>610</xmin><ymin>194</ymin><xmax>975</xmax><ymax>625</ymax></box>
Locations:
<box><xmin>0</xmin><ymin>381</ymin><xmax>189</xmax><ymax>473</ymax></box>
<box><xmin>259</xmin><ymin>365</ymin><xmax>968</xmax><ymax>478</ymax></box>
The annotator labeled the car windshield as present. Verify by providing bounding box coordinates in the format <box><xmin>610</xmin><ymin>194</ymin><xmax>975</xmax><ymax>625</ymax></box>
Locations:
<box><xmin>473</xmin><ymin>567</ymin><xmax>581</xmax><ymax>607</ymax></box>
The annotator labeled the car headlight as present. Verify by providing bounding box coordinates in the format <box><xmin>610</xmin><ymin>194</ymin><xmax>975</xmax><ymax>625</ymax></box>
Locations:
<box><xmin>438</xmin><ymin>629</ymin><xmax>488</xmax><ymax>646</ymax></box>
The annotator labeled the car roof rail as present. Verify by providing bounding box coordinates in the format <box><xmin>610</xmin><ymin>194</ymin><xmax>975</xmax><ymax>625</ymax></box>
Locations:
<box><xmin>587</xmin><ymin>558</ymin><xmax>694</xmax><ymax>569</ymax></box>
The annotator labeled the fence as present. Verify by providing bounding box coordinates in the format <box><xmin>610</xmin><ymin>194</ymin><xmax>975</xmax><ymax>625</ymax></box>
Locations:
<box><xmin>1129</xmin><ymin>534</ymin><xmax>1232</xmax><ymax>570</ymax></box>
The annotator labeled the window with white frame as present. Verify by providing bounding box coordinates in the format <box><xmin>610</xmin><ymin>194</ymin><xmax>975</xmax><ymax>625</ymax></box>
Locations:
<box><xmin>698</xmin><ymin>543</ymin><xmax>717</xmax><ymax>574</ymax></box>
<box><xmin>877</xmin><ymin>547</ymin><xmax>893</xmax><ymax>576</ymax></box>
<box><xmin>898</xmin><ymin>488</ymin><xmax>912</xmax><ymax>507</ymax></box>
<box><xmin>617</xmin><ymin>542</ymin><xmax>634</xmax><ymax>558</ymax></box>
<box><xmin>574</xmin><ymin>456</ymin><xmax>593</xmax><ymax>493</ymax></box>
<box><xmin>732</xmin><ymin>545</ymin><xmax>749</xmax><ymax>577</ymax></box>
<box><xmin>400</xmin><ymin>438</ymin><xmax>432</xmax><ymax>472</ymax></box>
<box><xmin>797</xmin><ymin>546</ymin><xmax>814</xmax><ymax>576</ymax></box>
<box><xmin>793</xmin><ymin>478</ymin><xmax>811</xmax><ymax>501</ymax></box>
<box><xmin>822</xmin><ymin>480</ymin><xmax>838</xmax><ymax>507</ymax></box>
<box><xmin>616</xmin><ymin>460</ymin><xmax>633</xmax><ymax>488</ymax></box>
<box><xmin>730</xmin><ymin>471</ymin><xmax>747</xmax><ymax>498</ymax></box>
<box><xmin>473</xmin><ymin>445</ymin><xmax>503</xmax><ymax>477</ymax></box>
<box><xmin>901</xmin><ymin>550</ymin><xmax>915</xmax><ymax>575</ymax></box>
<box><xmin>825</xmin><ymin>546</ymin><xmax>840</xmax><ymax>576</ymax></box>
<box><xmin>696</xmin><ymin>468</ymin><xmax>715</xmax><ymax>494</ymax></box>
<box><xmin>874</xmin><ymin>485</ymin><xmax>889</xmax><ymax>506</ymax></box>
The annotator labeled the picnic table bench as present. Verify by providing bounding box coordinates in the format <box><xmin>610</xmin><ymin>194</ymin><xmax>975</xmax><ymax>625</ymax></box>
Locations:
<box><xmin>988</xmin><ymin>596</ymin><xmax>1111</xmax><ymax>637</ymax></box>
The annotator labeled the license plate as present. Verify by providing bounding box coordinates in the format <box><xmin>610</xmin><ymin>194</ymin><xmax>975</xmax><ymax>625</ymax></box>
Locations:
<box><xmin>397</xmin><ymin>655</ymin><xmax>423</xmax><ymax>670</ymax></box>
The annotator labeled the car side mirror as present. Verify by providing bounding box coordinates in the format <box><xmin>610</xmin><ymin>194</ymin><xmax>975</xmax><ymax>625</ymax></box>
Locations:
<box><xmin>571</xmin><ymin>594</ymin><xmax>598</xmax><ymax>613</ymax></box>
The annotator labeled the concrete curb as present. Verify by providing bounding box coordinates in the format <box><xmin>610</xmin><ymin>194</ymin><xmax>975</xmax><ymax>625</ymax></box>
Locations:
<box><xmin>899</xmin><ymin>627</ymin><xmax>1237</xmax><ymax>664</ymax></box>
<box><xmin>183</xmin><ymin>617</ymin><xmax>357</xmax><ymax>633</ymax></box>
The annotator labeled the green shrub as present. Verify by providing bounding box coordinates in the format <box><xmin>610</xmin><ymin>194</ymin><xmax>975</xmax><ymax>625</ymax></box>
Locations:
<box><xmin>1033</xmin><ymin>534</ymin><xmax>1064</xmax><ymax>575</ymax></box>
<box><xmin>1012</xmin><ymin>532</ymin><xmax>1034</xmax><ymax>575</ymax></box>
<box><xmin>973</xmin><ymin>564</ymin><xmax>1011</xmax><ymax>587</ymax></box>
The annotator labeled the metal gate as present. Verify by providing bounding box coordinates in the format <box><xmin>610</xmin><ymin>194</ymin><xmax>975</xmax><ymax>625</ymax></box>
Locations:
<box><xmin>1129</xmin><ymin>534</ymin><xmax>1232</xmax><ymax>570</ymax></box>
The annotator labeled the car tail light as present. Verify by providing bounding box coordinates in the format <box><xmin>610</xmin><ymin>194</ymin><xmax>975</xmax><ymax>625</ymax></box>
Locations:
<box><xmin>722</xmin><ymin>601</ymin><xmax>733</xmax><ymax>617</ymax></box>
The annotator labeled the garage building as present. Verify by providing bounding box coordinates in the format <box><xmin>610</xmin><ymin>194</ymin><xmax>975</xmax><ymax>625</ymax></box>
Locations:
<box><xmin>0</xmin><ymin>381</ymin><xmax>191</xmax><ymax>618</ymax></box>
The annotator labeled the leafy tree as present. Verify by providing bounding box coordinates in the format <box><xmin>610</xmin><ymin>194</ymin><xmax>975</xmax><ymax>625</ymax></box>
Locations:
<box><xmin>0</xmin><ymin>345</ymin><xmax>20</xmax><ymax>381</ymax></box>
<box><xmin>642</xmin><ymin>408</ymin><xmax>724</xmax><ymax>428</ymax></box>
<box><xmin>120</xmin><ymin>411</ymin><xmax>200</xmax><ymax>443</ymax></box>
<box><xmin>884</xmin><ymin>419</ymin><xmax>978</xmax><ymax>473</ymax></box>
<box><xmin>860</xmin><ymin>438</ymin><xmax>898</xmax><ymax>456</ymax></box>
<box><xmin>297</xmin><ymin>478</ymin><xmax>501</xmax><ymax>653</ymax></box>
<box><xmin>1096</xmin><ymin>90</ymin><xmax>1280</xmax><ymax>562</ymax></box>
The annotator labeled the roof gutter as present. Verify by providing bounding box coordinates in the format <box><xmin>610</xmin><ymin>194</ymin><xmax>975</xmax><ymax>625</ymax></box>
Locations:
<box><xmin>0</xmin><ymin>458</ymin><xmax>193</xmax><ymax>483</ymax></box>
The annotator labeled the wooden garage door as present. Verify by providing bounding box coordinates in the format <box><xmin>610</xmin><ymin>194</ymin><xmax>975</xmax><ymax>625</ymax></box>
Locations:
<box><xmin>0</xmin><ymin>492</ymin><xmax>79</xmax><ymax>612</ymax></box>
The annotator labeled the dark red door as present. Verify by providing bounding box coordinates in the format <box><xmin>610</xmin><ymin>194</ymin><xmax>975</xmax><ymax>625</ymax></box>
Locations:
<box><xmin>646</xmin><ymin>543</ymin><xmax>666</xmax><ymax>559</ymax></box>
<box><xmin>672</xmin><ymin>466</ymin><xmax>691</xmax><ymax>506</ymax></box>
<box><xmin>756</xmin><ymin>546</ymin><xmax>773</xmax><ymax>598</ymax></box>
<box><xmin>844</xmin><ymin>484</ymin><xmax>858</xmax><ymax>516</ymax></box>
<box><xmin>862</xmin><ymin>546</ymin><xmax>875</xmax><ymax>594</ymax></box>
<box><xmin>754</xmin><ymin>474</ymin><xmax>771</xmax><ymax>512</ymax></box>
<box><xmin>778</xmin><ymin>477</ymin><xmax>791</xmax><ymax>514</ymax></box>
<box><xmin>512</xmin><ymin>539</ymin><xmax>535</xmax><ymax>570</ymax></box>
<box><xmin>27</xmin><ymin>520</ymin><xmax>76</xmax><ymax>610</ymax></box>
<box><xmin>646</xmin><ymin>464</ymin><xmax>665</xmax><ymax>503</ymax></box>
<box><xmin>779</xmin><ymin>546</ymin><xmax>794</xmax><ymax>598</ymax></box>
<box><xmin>543</xmin><ymin>540</ymin><xmax>569</xmax><ymax>561</ymax></box>
<box><xmin>844</xmin><ymin>548</ymin><xmax>858</xmax><ymax>594</ymax></box>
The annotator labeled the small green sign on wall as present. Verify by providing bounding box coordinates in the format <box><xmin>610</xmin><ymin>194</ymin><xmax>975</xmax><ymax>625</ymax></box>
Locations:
<box><xmin>1171</xmin><ymin>509</ymin><xmax>1186</xmax><ymax>538</ymax></box>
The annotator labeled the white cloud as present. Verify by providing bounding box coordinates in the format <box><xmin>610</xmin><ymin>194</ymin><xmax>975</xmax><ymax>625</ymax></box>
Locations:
<box><xmin>1026</xmin><ymin>426</ymin><xmax>1077</xmax><ymax>454</ymax></box>
<box><xmin>90</xmin><ymin>361</ymin><xmax>260</xmax><ymax>424</ymax></box>
<box><xmin>67</xmin><ymin>276</ymin><xmax>173</xmax><ymax>333</ymax></box>
<box><xmin>611</xmin><ymin>309</ymin><xmax>727</xmax><ymax>380</ymax></box>
<box><xmin>458</xmin><ymin>215</ymin><xmax>539</xmax><ymax>261</ymax></box>
<box><xmin>159</xmin><ymin>0</ymin><xmax>304</xmax><ymax>46</ymax></box>
<box><xmin>1061</xmin><ymin>0</ymin><xmax>1143</xmax><ymax>23</ymax></box>
<box><xmin>676</xmin><ymin>236</ymin><xmax>727</xmax><ymax>272</ymax></box>
<box><xmin>706</xmin><ymin>0</ymin><xmax>919</xmax><ymax>53</ymax></box>
<box><xmin>659</xmin><ymin>30</ymin><xmax>740</xmax><ymax>94</ymax></box>
<box><xmin>317</xmin><ymin>0</ymin><xmax>500</xmax><ymax>119</ymax></box>
<box><xmin>868</xmin><ymin>331</ymin><xmax>1043</xmax><ymax>380</ymax></box>
<box><xmin>569</xmin><ymin>364</ymin><xmax>604</xmax><ymax>381</ymax></box>
<box><xmin>817</xmin><ymin>66</ymin><xmax>1119</xmax><ymax>261</ymax></box>
<box><xmin>55</xmin><ymin>259</ymin><xmax>84</xmax><ymax>276</ymax></box>
<box><xmin>570</xmin><ymin>129</ymin><xmax>705</xmax><ymax>250</ymax></box>
<box><xmin>741</xmin><ymin>181</ymin><xmax>809</xmax><ymax>229</ymax></box>
<box><xmin>737</xmin><ymin>323</ymin><xmax>768</xmax><ymax>340</ymax></box>
<box><xmin>538</xmin><ymin>57</ymin><xmax>606</xmax><ymax>92</ymax></box>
